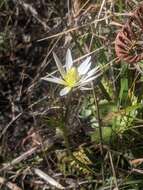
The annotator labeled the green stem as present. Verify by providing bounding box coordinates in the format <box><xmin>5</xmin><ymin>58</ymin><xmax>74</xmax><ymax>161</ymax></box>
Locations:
<box><xmin>61</xmin><ymin>92</ymin><xmax>98</xmax><ymax>175</ymax></box>
<box><xmin>92</xmin><ymin>83</ymin><xmax>105</xmax><ymax>183</ymax></box>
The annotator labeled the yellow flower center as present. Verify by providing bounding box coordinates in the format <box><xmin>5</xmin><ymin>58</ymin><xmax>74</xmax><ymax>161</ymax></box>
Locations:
<box><xmin>64</xmin><ymin>67</ymin><xmax>79</xmax><ymax>87</ymax></box>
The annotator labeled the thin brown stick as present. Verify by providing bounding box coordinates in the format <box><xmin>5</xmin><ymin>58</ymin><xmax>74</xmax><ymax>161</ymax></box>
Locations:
<box><xmin>108</xmin><ymin>151</ymin><xmax>119</xmax><ymax>190</ymax></box>
<box><xmin>0</xmin><ymin>176</ymin><xmax>23</xmax><ymax>190</ymax></box>
<box><xmin>37</xmin><ymin>12</ymin><xmax>132</xmax><ymax>41</ymax></box>
<box><xmin>0</xmin><ymin>147</ymin><xmax>37</xmax><ymax>172</ymax></box>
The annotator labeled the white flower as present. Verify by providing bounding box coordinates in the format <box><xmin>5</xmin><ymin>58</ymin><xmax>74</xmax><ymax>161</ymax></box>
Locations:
<box><xmin>42</xmin><ymin>49</ymin><xmax>100</xmax><ymax>96</ymax></box>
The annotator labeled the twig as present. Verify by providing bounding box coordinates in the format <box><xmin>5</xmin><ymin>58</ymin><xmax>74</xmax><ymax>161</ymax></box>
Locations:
<box><xmin>0</xmin><ymin>137</ymin><xmax>55</xmax><ymax>172</ymax></box>
<box><xmin>0</xmin><ymin>147</ymin><xmax>37</xmax><ymax>172</ymax></box>
<box><xmin>34</xmin><ymin>168</ymin><xmax>65</xmax><ymax>189</ymax></box>
<box><xmin>108</xmin><ymin>151</ymin><xmax>119</xmax><ymax>190</ymax></box>
<box><xmin>37</xmin><ymin>12</ymin><xmax>132</xmax><ymax>41</ymax></box>
<box><xmin>0</xmin><ymin>112</ymin><xmax>23</xmax><ymax>139</ymax></box>
<box><xmin>97</xmin><ymin>0</ymin><xmax>106</xmax><ymax>23</ymax></box>
<box><xmin>132</xmin><ymin>168</ymin><xmax>143</xmax><ymax>174</ymax></box>
<box><xmin>0</xmin><ymin>177</ymin><xmax>22</xmax><ymax>190</ymax></box>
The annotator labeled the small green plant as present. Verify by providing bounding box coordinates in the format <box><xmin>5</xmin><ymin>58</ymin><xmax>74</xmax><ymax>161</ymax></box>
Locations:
<box><xmin>0</xmin><ymin>32</ymin><xmax>9</xmax><ymax>52</ymax></box>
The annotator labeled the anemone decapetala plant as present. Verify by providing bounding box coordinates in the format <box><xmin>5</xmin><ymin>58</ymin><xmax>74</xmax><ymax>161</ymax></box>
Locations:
<box><xmin>42</xmin><ymin>49</ymin><xmax>100</xmax><ymax>96</ymax></box>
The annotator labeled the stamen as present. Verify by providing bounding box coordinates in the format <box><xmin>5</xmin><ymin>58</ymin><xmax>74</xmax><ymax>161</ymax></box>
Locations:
<box><xmin>64</xmin><ymin>67</ymin><xmax>79</xmax><ymax>87</ymax></box>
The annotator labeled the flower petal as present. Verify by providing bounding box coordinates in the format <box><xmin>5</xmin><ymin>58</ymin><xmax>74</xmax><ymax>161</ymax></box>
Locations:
<box><xmin>78</xmin><ymin>56</ymin><xmax>91</xmax><ymax>75</ymax></box>
<box><xmin>78</xmin><ymin>66</ymin><xmax>99</xmax><ymax>83</ymax></box>
<box><xmin>59</xmin><ymin>86</ymin><xmax>71</xmax><ymax>96</ymax></box>
<box><xmin>80</xmin><ymin>86</ymin><xmax>92</xmax><ymax>90</ymax></box>
<box><xmin>66</xmin><ymin>49</ymin><xmax>73</xmax><ymax>71</ymax></box>
<box><xmin>85</xmin><ymin>66</ymin><xmax>100</xmax><ymax>79</ymax></box>
<box><xmin>42</xmin><ymin>76</ymin><xmax>65</xmax><ymax>85</ymax></box>
<box><xmin>53</xmin><ymin>52</ymin><xmax>65</xmax><ymax>77</ymax></box>
<box><xmin>79</xmin><ymin>74</ymin><xmax>100</xmax><ymax>86</ymax></box>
